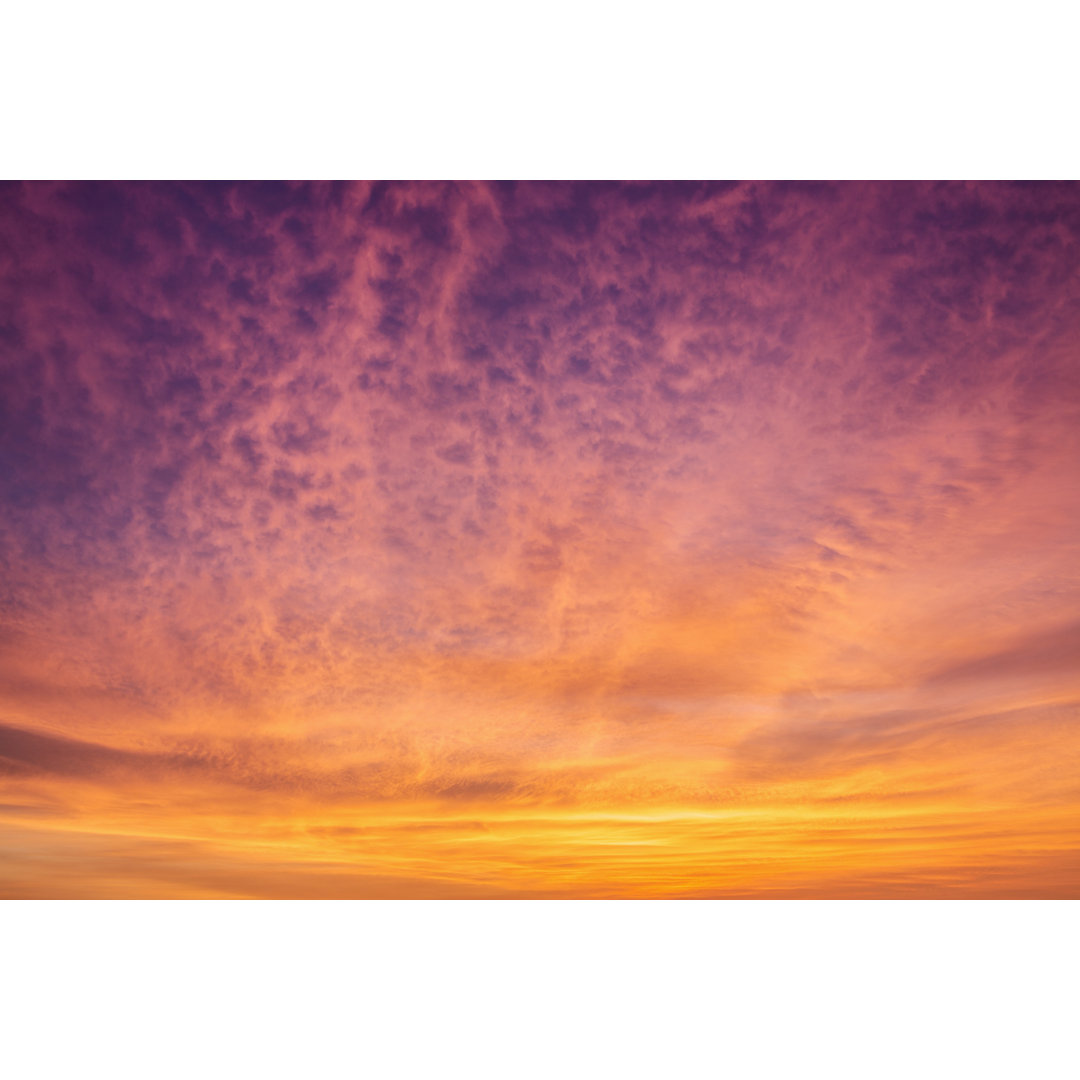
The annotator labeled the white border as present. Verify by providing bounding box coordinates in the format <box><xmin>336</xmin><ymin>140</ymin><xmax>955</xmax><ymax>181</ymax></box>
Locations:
<box><xmin>3</xmin><ymin>902</ymin><xmax>1076</xmax><ymax>1078</ymax></box>
<box><xmin>2</xmin><ymin>1</ymin><xmax>1078</xmax><ymax>178</ymax></box>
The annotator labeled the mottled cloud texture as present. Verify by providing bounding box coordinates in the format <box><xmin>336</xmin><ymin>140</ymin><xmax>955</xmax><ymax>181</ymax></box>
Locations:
<box><xmin>1</xmin><ymin>181</ymin><xmax>1078</xmax><ymax>896</ymax></box>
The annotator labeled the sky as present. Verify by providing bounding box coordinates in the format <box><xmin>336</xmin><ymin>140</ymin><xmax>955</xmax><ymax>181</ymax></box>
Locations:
<box><xmin>0</xmin><ymin>180</ymin><xmax>1078</xmax><ymax>898</ymax></box>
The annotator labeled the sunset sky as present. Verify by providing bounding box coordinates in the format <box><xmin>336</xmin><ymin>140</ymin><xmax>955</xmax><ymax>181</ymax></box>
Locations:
<box><xmin>1</xmin><ymin>180</ymin><xmax>1078</xmax><ymax>898</ymax></box>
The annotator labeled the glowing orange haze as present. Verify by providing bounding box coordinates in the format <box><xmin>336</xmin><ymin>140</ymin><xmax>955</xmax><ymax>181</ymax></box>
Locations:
<box><xmin>1</xmin><ymin>181</ymin><xmax>1078</xmax><ymax>897</ymax></box>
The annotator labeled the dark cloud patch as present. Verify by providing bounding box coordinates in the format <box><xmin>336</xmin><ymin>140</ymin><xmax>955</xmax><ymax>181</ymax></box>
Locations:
<box><xmin>228</xmin><ymin>275</ymin><xmax>259</xmax><ymax>304</ymax></box>
<box><xmin>269</xmin><ymin>466</ymin><xmax>315</xmax><ymax>503</ymax></box>
<box><xmin>372</xmin><ymin>272</ymin><xmax>420</xmax><ymax>341</ymax></box>
<box><xmin>729</xmin><ymin>708</ymin><xmax>937</xmax><ymax>778</ymax></box>
<box><xmin>162</xmin><ymin>373</ymin><xmax>204</xmax><ymax>403</ymax></box>
<box><xmin>426</xmin><ymin>372</ymin><xmax>479</xmax><ymax>410</ymax></box>
<box><xmin>0</xmin><ymin>721</ymin><xmax>382</xmax><ymax>797</ymax></box>
<box><xmin>360</xmin><ymin>182</ymin><xmax>455</xmax><ymax>249</ymax></box>
<box><xmin>486</xmin><ymin>365</ymin><xmax>517</xmax><ymax>385</ymax></box>
<box><xmin>924</xmin><ymin>621</ymin><xmax>1080</xmax><ymax>687</ymax></box>
<box><xmin>306</xmin><ymin>502</ymin><xmax>342</xmax><ymax>523</ymax></box>
<box><xmin>293</xmin><ymin>267</ymin><xmax>342</xmax><ymax>307</ymax></box>
<box><xmin>58</xmin><ymin>182</ymin><xmax>151</xmax><ymax>267</ymax></box>
<box><xmin>231</xmin><ymin>432</ymin><xmax>265</xmax><ymax>473</ymax></box>
<box><xmin>234</xmin><ymin>180</ymin><xmax>317</xmax><ymax>219</ymax></box>
<box><xmin>435</xmin><ymin>441</ymin><xmax>474</xmax><ymax>467</ymax></box>
<box><xmin>271</xmin><ymin>416</ymin><xmax>331</xmax><ymax>455</ymax></box>
<box><xmin>0</xmin><ymin>722</ymin><xmax>156</xmax><ymax>779</ymax></box>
